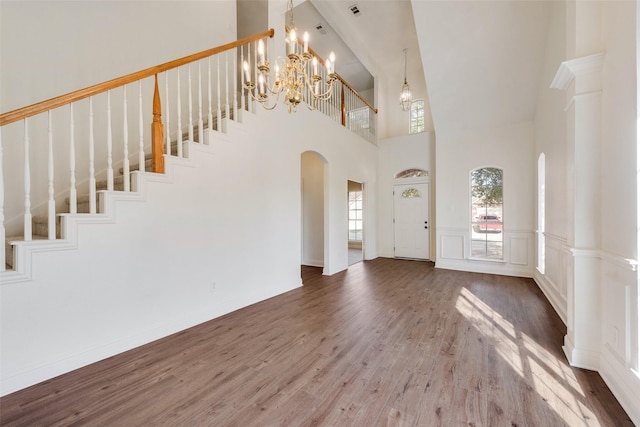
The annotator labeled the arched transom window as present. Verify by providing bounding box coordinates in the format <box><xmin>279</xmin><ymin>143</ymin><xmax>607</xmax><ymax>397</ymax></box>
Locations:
<box><xmin>395</xmin><ymin>169</ymin><xmax>428</xmax><ymax>179</ymax></box>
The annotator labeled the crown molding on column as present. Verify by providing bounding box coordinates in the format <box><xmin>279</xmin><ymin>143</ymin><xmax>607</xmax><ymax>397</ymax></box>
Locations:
<box><xmin>550</xmin><ymin>51</ymin><xmax>606</xmax><ymax>91</ymax></box>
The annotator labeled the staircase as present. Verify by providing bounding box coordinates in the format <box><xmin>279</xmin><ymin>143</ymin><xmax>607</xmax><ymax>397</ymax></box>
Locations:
<box><xmin>2</xmin><ymin>114</ymin><xmax>224</xmax><ymax>273</ymax></box>
<box><xmin>0</xmin><ymin>29</ymin><xmax>376</xmax><ymax>280</ymax></box>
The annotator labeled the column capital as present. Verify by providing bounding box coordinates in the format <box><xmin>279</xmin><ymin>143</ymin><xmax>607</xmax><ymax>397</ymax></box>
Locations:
<box><xmin>550</xmin><ymin>52</ymin><xmax>606</xmax><ymax>91</ymax></box>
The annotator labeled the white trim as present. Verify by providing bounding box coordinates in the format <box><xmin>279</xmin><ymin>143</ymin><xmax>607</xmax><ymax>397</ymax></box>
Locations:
<box><xmin>600</xmin><ymin>344</ymin><xmax>640</xmax><ymax>426</ymax></box>
<box><xmin>533</xmin><ymin>270</ymin><xmax>567</xmax><ymax>324</ymax></box>
<box><xmin>550</xmin><ymin>52</ymin><xmax>606</xmax><ymax>90</ymax></box>
<box><xmin>563</xmin><ymin>334</ymin><xmax>600</xmax><ymax>371</ymax></box>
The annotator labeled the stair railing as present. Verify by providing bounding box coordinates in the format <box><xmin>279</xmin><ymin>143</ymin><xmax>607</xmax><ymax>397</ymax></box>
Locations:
<box><xmin>0</xmin><ymin>27</ymin><xmax>377</xmax><ymax>272</ymax></box>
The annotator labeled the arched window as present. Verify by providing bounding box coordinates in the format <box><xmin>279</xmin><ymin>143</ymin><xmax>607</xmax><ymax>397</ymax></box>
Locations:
<box><xmin>395</xmin><ymin>168</ymin><xmax>428</xmax><ymax>179</ymax></box>
<box><xmin>470</xmin><ymin>167</ymin><xmax>503</xmax><ymax>260</ymax></box>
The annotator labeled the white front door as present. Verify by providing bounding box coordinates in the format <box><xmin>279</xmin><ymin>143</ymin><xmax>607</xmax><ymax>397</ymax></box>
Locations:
<box><xmin>394</xmin><ymin>182</ymin><xmax>430</xmax><ymax>260</ymax></box>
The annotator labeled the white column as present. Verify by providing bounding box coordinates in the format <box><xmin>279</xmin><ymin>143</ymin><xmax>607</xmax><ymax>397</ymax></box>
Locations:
<box><xmin>551</xmin><ymin>52</ymin><xmax>605</xmax><ymax>370</ymax></box>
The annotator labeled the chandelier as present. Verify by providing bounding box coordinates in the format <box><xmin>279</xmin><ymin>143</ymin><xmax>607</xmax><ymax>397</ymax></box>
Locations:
<box><xmin>243</xmin><ymin>0</ymin><xmax>336</xmax><ymax>113</ymax></box>
<box><xmin>400</xmin><ymin>48</ymin><xmax>412</xmax><ymax>111</ymax></box>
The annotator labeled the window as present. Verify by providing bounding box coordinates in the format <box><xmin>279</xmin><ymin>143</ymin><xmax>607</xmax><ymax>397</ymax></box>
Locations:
<box><xmin>470</xmin><ymin>167</ymin><xmax>503</xmax><ymax>260</ymax></box>
<box><xmin>410</xmin><ymin>100</ymin><xmax>425</xmax><ymax>134</ymax></box>
<box><xmin>537</xmin><ymin>153</ymin><xmax>546</xmax><ymax>273</ymax></box>
<box><xmin>348</xmin><ymin>190</ymin><xmax>363</xmax><ymax>241</ymax></box>
<box><xmin>401</xmin><ymin>188</ymin><xmax>421</xmax><ymax>198</ymax></box>
<box><xmin>395</xmin><ymin>168</ymin><xmax>428</xmax><ymax>179</ymax></box>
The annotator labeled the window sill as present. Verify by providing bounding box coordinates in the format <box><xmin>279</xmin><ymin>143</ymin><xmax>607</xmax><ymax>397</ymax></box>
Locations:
<box><xmin>467</xmin><ymin>257</ymin><xmax>506</xmax><ymax>264</ymax></box>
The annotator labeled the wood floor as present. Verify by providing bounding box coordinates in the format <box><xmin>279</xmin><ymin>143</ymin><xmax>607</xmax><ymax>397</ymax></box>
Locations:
<box><xmin>0</xmin><ymin>258</ymin><xmax>633</xmax><ymax>426</ymax></box>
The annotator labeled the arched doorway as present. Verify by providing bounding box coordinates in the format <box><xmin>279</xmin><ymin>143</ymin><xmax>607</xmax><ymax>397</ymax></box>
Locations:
<box><xmin>301</xmin><ymin>151</ymin><xmax>327</xmax><ymax>269</ymax></box>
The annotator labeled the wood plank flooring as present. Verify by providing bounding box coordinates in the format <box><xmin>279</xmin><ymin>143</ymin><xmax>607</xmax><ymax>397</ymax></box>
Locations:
<box><xmin>0</xmin><ymin>258</ymin><xmax>633</xmax><ymax>426</ymax></box>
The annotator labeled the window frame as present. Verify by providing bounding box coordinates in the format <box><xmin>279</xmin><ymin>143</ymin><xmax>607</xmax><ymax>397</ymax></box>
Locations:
<box><xmin>409</xmin><ymin>99</ymin><xmax>425</xmax><ymax>134</ymax></box>
<box><xmin>470</xmin><ymin>167</ymin><xmax>504</xmax><ymax>261</ymax></box>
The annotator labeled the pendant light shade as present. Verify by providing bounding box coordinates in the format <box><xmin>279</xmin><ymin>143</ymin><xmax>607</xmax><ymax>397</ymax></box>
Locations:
<box><xmin>400</xmin><ymin>48</ymin><xmax>412</xmax><ymax>111</ymax></box>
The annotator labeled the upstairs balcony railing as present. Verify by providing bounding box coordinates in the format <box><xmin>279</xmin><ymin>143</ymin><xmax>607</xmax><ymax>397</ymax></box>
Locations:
<box><xmin>0</xmin><ymin>29</ymin><xmax>377</xmax><ymax>272</ymax></box>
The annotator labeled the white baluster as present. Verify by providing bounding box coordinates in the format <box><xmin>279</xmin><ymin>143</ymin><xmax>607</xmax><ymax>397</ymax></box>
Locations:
<box><xmin>233</xmin><ymin>47</ymin><xmax>238</xmax><ymax>121</ymax></box>
<box><xmin>138</xmin><ymin>81</ymin><xmax>145</xmax><ymax>172</ymax></box>
<box><xmin>240</xmin><ymin>46</ymin><xmax>245</xmax><ymax>113</ymax></box>
<box><xmin>123</xmin><ymin>85</ymin><xmax>131</xmax><ymax>192</ymax></box>
<box><xmin>88</xmin><ymin>97</ymin><xmax>96</xmax><ymax>214</ymax></box>
<box><xmin>165</xmin><ymin>71</ymin><xmax>171</xmax><ymax>156</ymax></box>
<box><xmin>198</xmin><ymin>61</ymin><xmax>203</xmax><ymax>143</ymax></box>
<box><xmin>216</xmin><ymin>55</ymin><xmax>222</xmax><ymax>131</ymax></box>
<box><xmin>177</xmin><ymin>69</ymin><xmax>183</xmax><ymax>157</ymax></box>
<box><xmin>47</xmin><ymin>111</ymin><xmax>56</xmax><ymax>239</ymax></box>
<box><xmin>188</xmin><ymin>64</ymin><xmax>193</xmax><ymax>142</ymax></box>
<box><xmin>0</xmin><ymin>129</ymin><xmax>4</xmax><ymax>271</ymax></box>
<box><xmin>69</xmin><ymin>104</ymin><xmax>77</xmax><ymax>214</ymax></box>
<box><xmin>225</xmin><ymin>51</ymin><xmax>230</xmax><ymax>122</ymax></box>
<box><xmin>107</xmin><ymin>91</ymin><xmax>114</xmax><ymax>191</ymax></box>
<box><xmin>23</xmin><ymin>119</ymin><xmax>32</xmax><ymax>241</ymax></box>
<box><xmin>208</xmin><ymin>57</ymin><xmax>213</xmax><ymax>135</ymax></box>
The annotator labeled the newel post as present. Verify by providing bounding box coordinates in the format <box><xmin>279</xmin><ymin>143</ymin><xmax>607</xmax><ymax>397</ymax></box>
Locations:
<box><xmin>151</xmin><ymin>74</ymin><xmax>165</xmax><ymax>173</ymax></box>
<box><xmin>340</xmin><ymin>85</ymin><xmax>346</xmax><ymax>127</ymax></box>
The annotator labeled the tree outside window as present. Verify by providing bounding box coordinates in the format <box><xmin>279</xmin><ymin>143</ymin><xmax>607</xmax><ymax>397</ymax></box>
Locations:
<box><xmin>470</xmin><ymin>167</ymin><xmax>503</xmax><ymax>260</ymax></box>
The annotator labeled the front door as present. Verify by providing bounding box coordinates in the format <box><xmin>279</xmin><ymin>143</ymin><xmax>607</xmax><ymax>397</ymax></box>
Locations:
<box><xmin>393</xmin><ymin>182</ymin><xmax>429</xmax><ymax>260</ymax></box>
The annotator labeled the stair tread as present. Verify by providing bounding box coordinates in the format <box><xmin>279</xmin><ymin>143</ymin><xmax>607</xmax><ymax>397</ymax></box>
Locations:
<box><xmin>6</xmin><ymin>234</ymin><xmax>49</xmax><ymax>243</ymax></box>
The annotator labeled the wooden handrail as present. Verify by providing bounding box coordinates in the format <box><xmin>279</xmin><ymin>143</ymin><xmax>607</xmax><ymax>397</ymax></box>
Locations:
<box><xmin>0</xmin><ymin>29</ymin><xmax>275</xmax><ymax>127</ymax></box>
<box><xmin>309</xmin><ymin>45</ymin><xmax>378</xmax><ymax>114</ymax></box>
<box><xmin>286</xmin><ymin>27</ymin><xmax>378</xmax><ymax>114</ymax></box>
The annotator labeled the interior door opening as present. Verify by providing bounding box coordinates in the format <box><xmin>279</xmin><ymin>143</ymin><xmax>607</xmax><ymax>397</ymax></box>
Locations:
<box><xmin>348</xmin><ymin>180</ymin><xmax>364</xmax><ymax>265</ymax></box>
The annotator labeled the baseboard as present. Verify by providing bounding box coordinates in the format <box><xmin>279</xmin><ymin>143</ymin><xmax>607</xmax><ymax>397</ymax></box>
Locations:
<box><xmin>302</xmin><ymin>259</ymin><xmax>324</xmax><ymax>268</ymax></box>
<box><xmin>435</xmin><ymin>258</ymin><xmax>533</xmax><ymax>278</ymax></box>
<box><xmin>563</xmin><ymin>334</ymin><xmax>600</xmax><ymax>371</ymax></box>
<box><xmin>599</xmin><ymin>344</ymin><xmax>640</xmax><ymax>425</ymax></box>
<box><xmin>533</xmin><ymin>271</ymin><xmax>567</xmax><ymax>325</ymax></box>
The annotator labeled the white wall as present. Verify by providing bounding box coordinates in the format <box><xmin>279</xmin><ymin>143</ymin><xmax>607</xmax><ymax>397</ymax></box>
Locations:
<box><xmin>0</xmin><ymin>104</ymin><xmax>379</xmax><ymax>395</ymax></box>
<box><xmin>435</xmin><ymin>122</ymin><xmax>536</xmax><ymax>277</ymax></box>
<box><xmin>597</xmin><ymin>1</ymin><xmax>640</xmax><ymax>423</ymax></box>
<box><xmin>533</xmin><ymin>1</ymin><xmax>640</xmax><ymax>424</ymax></box>
<box><xmin>377</xmin><ymin>132</ymin><xmax>435</xmax><ymax>259</ymax></box>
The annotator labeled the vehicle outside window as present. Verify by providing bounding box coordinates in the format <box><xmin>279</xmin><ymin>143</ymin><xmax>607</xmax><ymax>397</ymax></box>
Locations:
<box><xmin>475</xmin><ymin>214</ymin><xmax>502</xmax><ymax>233</ymax></box>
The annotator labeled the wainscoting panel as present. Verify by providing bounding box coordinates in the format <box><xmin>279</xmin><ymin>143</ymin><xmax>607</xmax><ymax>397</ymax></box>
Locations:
<box><xmin>440</xmin><ymin>234</ymin><xmax>465</xmax><ymax>260</ymax></box>
<box><xmin>509</xmin><ymin>236</ymin><xmax>528</xmax><ymax>265</ymax></box>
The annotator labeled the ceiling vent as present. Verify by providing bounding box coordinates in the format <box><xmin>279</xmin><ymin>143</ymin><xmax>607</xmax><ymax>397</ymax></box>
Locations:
<box><xmin>348</xmin><ymin>4</ymin><xmax>361</xmax><ymax>16</ymax></box>
<box><xmin>315</xmin><ymin>24</ymin><xmax>327</xmax><ymax>35</ymax></box>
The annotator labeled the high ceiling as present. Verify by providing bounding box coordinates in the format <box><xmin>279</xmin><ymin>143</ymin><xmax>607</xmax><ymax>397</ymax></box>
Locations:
<box><xmin>292</xmin><ymin>0</ymin><xmax>553</xmax><ymax>138</ymax></box>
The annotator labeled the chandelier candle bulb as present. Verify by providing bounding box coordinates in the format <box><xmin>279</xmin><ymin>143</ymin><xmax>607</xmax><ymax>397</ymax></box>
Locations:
<box><xmin>289</xmin><ymin>29</ymin><xmax>296</xmax><ymax>55</ymax></box>
<box><xmin>329</xmin><ymin>52</ymin><xmax>335</xmax><ymax>74</ymax></box>
<box><xmin>258</xmin><ymin>40</ymin><xmax>265</xmax><ymax>66</ymax></box>
<box><xmin>242</xmin><ymin>0</ymin><xmax>337</xmax><ymax>113</ymax></box>
<box><xmin>243</xmin><ymin>61</ymin><xmax>251</xmax><ymax>83</ymax></box>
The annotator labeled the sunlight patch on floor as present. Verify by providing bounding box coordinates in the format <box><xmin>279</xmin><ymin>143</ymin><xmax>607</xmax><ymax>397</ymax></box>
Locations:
<box><xmin>455</xmin><ymin>287</ymin><xmax>599</xmax><ymax>426</ymax></box>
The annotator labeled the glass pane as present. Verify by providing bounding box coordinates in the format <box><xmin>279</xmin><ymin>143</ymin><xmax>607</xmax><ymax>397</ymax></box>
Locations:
<box><xmin>401</xmin><ymin>188</ymin><xmax>421</xmax><ymax>198</ymax></box>
<box><xmin>471</xmin><ymin>168</ymin><xmax>503</xmax><ymax>260</ymax></box>
<box><xmin>395</xmin><ymin>169</ymin><xmax>428</xmax><ymax>179</ymax></box>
